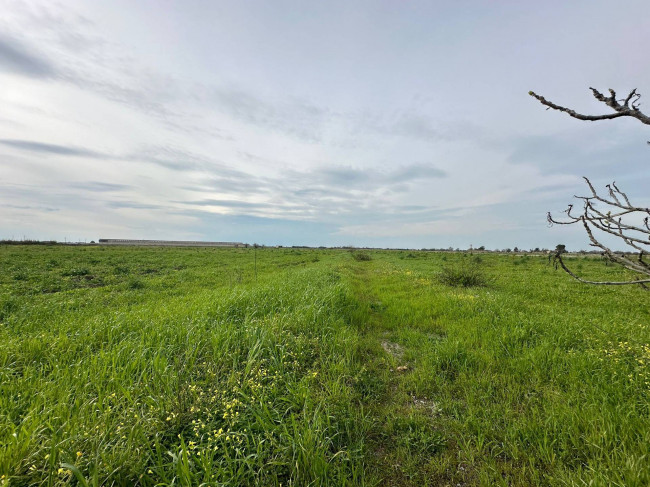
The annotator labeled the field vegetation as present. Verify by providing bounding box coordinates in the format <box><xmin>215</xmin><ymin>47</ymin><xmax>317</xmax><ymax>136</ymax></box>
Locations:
<box><xmin>0</xmin><ymin>245</ymin><xmax>648</xmax><ymax>486</ymax></box>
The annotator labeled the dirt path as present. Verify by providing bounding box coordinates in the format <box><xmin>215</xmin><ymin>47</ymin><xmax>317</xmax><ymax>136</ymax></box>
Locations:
<box><xmin>344</xmin><ymin>262</ymin><xmax>460</xmax><ymax>486</ymax></box>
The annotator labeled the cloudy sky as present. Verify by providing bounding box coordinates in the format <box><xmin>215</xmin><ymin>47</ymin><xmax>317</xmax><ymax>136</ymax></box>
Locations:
<box><xmin>1</xmin><ymin>0</ymin><xmax>649</xmax><ymax>249</ymax></box>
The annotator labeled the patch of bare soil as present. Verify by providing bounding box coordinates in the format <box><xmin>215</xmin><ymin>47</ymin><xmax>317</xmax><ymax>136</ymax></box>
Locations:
<box><xmin>381</xmin><ymin>340</ymin><xmax>404</xmax><ymax>360</ymax></box>
<box><xmin>411</xmin><ymin>395</ymin><xmax>442</xmax><ymax>416</ymax></box>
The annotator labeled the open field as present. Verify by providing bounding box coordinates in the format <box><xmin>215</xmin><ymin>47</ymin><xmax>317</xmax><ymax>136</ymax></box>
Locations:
<box><xmin>1</xmin><ymin>245</ymin><xmax>648</xmax><ymax>486</ymax></box>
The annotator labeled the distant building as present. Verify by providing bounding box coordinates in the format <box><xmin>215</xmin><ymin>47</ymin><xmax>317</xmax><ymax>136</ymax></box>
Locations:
<box><xmin>98</xmin><ymin>239</ymin><xmax>244</xmax><ymax>247</ymax></box>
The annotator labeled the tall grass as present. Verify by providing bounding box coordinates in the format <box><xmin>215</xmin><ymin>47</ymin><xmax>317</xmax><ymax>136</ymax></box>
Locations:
<box><xmin>0</xmin><ymin>247</ymin><xmax>370</xmax><ymax>485</ymax></box>
<box><xmin>1</xmin><ymin>246</ymin><xmax>648</xmax><ymax>486</ymax></box>
<box><xmin>351</xmin><ymin>251</ymin><xmax>372</xmax><ymax>262</ymax></box>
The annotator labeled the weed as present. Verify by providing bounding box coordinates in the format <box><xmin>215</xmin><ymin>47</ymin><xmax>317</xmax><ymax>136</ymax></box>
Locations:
<box><xmin>12</xmin><ymin>270</ymin><xmax>28</xmax><ymax>281</ymax></box>
<box><xmin>391</xmin><ymin>416</ymin><xmax>445</xmax><ymax>455</ymax></box>
<box><xmin>353</xmin><ymin>367</ymin><xmax>388</xmax><ymax>399</ymax></box>
<box><xmin>0</xmin><ymin>296</ymin><xmax>17</xmax><ymax>321</ymax></box>
<box><xmin>351</xmin><ymin>251</ymin><xmax>372</xmax><ymax>261</ymax></box>
<box><xmin>437</xmin><ymin>263</ymin><xmax>489</xmax><ymax>287</ymax></box>
<box><xmin>113</xmin><ymin>265</ymin><xmax>129</xmax><ymax>275</ymax></box>
<box><xmin>62</xmin><ymin>267</ymin><xmax>90</xmax><ymax>277</ymax></box>
<box><xmin>126</xmin><ymin>277</ymin><xmax>145</xmax><ymax>289</ymax></box>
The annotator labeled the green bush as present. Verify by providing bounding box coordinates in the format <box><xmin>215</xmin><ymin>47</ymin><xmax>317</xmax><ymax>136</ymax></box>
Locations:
<box><xmin>437</xmin><ymin>263</ymin><xmax>488</xmax><ymax>287</ymax></box>
<box><xmin>62</xmin><ymin>267</ymin><xmax>90</xmax><ymax>277</ymax></box>
<box><xmin>126</xmin><ymin>277</ymin><xmax>145</xmax><ymax>289</ymax></box>
<box><xmin>351</xmin><ymin>252</ymin><xmax>372</xmax><ymax>261</ymax></box>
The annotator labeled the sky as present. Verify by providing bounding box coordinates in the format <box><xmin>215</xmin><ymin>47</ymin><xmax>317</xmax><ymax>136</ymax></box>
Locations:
<box><xmin>1</xmin><ymin>0</ymin><xmax>649</xmax><ymax>249</ymax></box>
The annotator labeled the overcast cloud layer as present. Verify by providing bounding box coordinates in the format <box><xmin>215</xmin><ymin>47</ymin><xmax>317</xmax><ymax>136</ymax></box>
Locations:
<box><xmin>1</xmin><ymin>0</ymin><xmax>649</xmax><ymax>249</ymax></box>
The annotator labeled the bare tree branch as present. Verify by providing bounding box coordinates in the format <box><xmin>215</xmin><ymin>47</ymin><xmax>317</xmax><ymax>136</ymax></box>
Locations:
<box><xmin>531</xmin><ymin>85</ymin><xmax>650</xmax><ymax>288</ymax></box>
<box><xmin>548</xmin><ymin>178</ymin><xmax>650</xmax><ymax>288</ymax></box>
<box><xmin>553</xmin><ymin>253</ymin><xmax>650</xmax><ymax>286</ymax></box>
<box><xmin>529</xmin><ymin>88</ymin><xmax>650</xmax><ymax>125</ymax></box>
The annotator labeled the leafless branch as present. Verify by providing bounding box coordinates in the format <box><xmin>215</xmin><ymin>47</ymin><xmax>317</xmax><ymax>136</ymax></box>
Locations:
<box><xmin>553</xmin><ymin>253</ymin><xmax>650</xmax><ymax>286</ymax></box>
<box><xmin>532</xmin><ymin>85</ymin><xmax>650</xmax><ymax>288</ymax></box>
<box><xmin>548</xmin><ymin>178</ymin><xmax>650</xmax><ymax>288</ymax></box>
<box><xmin>529</xmin><ymin>88</ymin><xmax>650</xmax><ymax>126</ymax></box>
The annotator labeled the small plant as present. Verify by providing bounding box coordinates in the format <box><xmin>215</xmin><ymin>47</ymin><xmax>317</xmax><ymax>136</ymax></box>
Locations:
<box><xmin>228</xmin><ymin>268</ymin><xmax>244</xmax><ymax>286</ymax></box>
<box><xmin>390</xmin><ymin>416</ymin><xmax>445</xmax><ymax>455</ymax></box>
<box><xmin>127</xmin><ymin>277</ymin><xmax>145</xmax><ymax>289</ymax></box>
<box><xmin>351</xmin><ymin>252</ymin><xmax>372</xmax><ymax>261</ymax></box>
<box><xmin>437</xmin><ymin>262</ymin><xmax>488</xmax><ymax>287</ymax></box>
<box><xmin>62</xmin><ymin>268</ymin><xmax>90</xmax><ymax>277</ymax></box>
<box><xmin>0</xmin><ymin>297</ymin><xmax>17</xmax><ymax>321</ymax></box>
<box><xmin>12</xmin><ymin>270</ymin><xmax>28</xmax><ymax>281</ymax></box>
<box><xmin>113</xmin><ymin>265</ymin><xmax>129</xmax><ymax>275</ymax></box>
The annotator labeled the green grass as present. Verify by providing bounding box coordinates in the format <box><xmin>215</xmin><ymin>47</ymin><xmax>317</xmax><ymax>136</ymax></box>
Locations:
<box><xmin>437</xmin><ymin>258</ymin><xmax>489</xmax><ymax>287</ymax></box>
<box><xmin>351</xmin><ymin>251</ymin><xmax>372</xmax><ymax>262</ymax></box>
<box><xmin>0</xmin><ymin>246</ymin><xmax>648</xmax><ymax>486</ymax></box>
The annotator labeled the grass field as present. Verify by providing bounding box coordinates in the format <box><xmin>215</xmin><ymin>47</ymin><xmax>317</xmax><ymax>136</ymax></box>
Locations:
<box><xmin>1</xmin><ymin>245</ymin><xmax>648</xmax><ymax>486</ymax></box>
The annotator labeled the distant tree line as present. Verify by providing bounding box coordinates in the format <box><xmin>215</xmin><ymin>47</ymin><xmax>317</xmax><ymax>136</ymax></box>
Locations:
<box><xmin>0</xmin><ymin>239</ymin><xmax>58</xmax><ymax>245</ymax></box>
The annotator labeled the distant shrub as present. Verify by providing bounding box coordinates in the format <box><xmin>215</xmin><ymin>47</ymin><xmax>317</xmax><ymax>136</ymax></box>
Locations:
<box><xmin>12</xmin><ymin>270</ymin><xmax>28</xmax><ymax>281</ymax></box>
<box><xmin>0</xmin><ymin>296</ymin><xmax>18</xmax><ymax>321</ymax></box>
<box><xmin>0</xmin><ymin>239</ymin><xmax>57</xmax><ymax>245</ymax></box>
<box><xmin>437</xmin><ymin>263</ymin><xmax>488</xmax><ymax>288</ymax></box>
<box><xmin>351</xmin><ymin>252</ymin><xmax>372</xmax><ymax>261</ymax></box>
<box><xmin>405</xmin><ymin>252</ymin><xmax>418</xmax><ymax>259</ymax></box>
<box><xmin>62</xmin><ymin>268</ymin><xmax>90</xmax><ymax>277</ymax></box>
<box><xmin>127</xmin><ymin>278</ymin><xmax>145</xmax><ymax>290</ymax></box>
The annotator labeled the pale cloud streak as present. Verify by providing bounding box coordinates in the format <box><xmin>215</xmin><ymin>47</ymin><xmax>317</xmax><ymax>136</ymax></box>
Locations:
<box><xmin>0</xmin><ymin>139</ymin><xmax>106</xmax><ymax>158</ymax></box>
<box><xmin>0</xmin><ymin>34</ymin><xmax>56</xmax><ymax>77</ymax></box>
